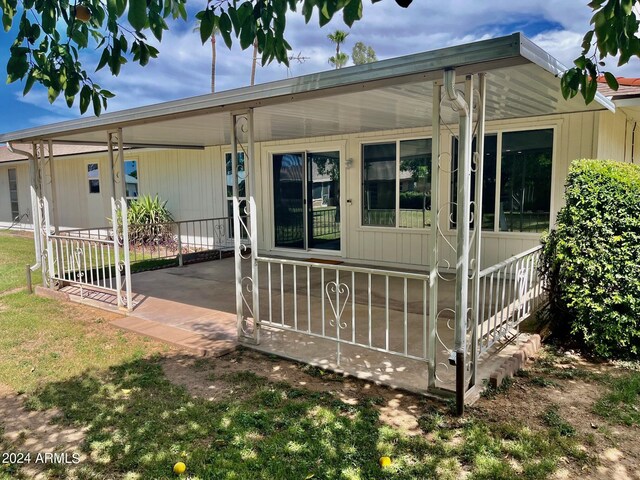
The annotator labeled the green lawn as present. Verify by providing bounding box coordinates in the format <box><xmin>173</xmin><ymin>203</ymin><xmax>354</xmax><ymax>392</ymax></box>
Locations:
<box><xmin>0</xmin><ymin>232</ymin><xmax>638</xmax><ymax>479</ymax></box>
<box><xmin>0</xmin><ymin>232</ymin><xmax>41</xmax><ymax>292</ymax></box>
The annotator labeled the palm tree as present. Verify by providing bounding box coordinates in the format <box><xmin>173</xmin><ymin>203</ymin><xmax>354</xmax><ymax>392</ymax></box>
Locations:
<box><xmin>250</xmin><ymin>38</ymin><xmax>258</xmax><ymax>86</ymax></box>
<box><xmin>194</xmin><ymin>22</ymin><xmax>219</xmax><ymax>93</ymax></box>
<box><xmin>327</xmin><ymin>30</ymin><xmax>349</xmax><ymax>69</ymax></box>
<box><xmin>329</xmin><ymin>52</ymin><xmax>349</xmax><ymax>69</ymax></box>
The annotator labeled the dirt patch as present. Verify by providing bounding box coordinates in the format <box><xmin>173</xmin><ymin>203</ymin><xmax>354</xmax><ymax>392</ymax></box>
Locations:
<box><xmin>473</xmin><ymin>352</ymin><xmax>640</xmax><ymax>480</ymax></box>
<box><xmin>0</xmin><ymin>384</ymin><xmax>87</xmax><ymax>479</ymax></box>
<box><xmin>161</xmin><ymin>348</ymin><xmax>425</xmax><ymax>434</ymax></box>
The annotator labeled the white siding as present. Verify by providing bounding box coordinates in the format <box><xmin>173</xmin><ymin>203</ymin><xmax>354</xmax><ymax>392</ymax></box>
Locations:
<box><xmin>595</xmin><ymin>110</ymin><xmax>632</xmax><ymax>163</ymax></box>
<box><xmin>7</xmin><ymin>108</ymin><xmax>619</xmax><ymax>270</ymax></box>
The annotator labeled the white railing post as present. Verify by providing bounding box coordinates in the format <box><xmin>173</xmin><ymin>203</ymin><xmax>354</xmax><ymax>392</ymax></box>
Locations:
<box><xmin>120</xmin><ymin>197</ymin><xmax>132</xmax><ymax>311</ymax></box>
<box><xmin>177</xmin><ymin>222</ymin><xmax>183</xmax><ymax>267</ymax></box>
<box><xmin>111</xmin><ymin>198</ymin><xmax>123</xmax><ymax>309</ymax></box>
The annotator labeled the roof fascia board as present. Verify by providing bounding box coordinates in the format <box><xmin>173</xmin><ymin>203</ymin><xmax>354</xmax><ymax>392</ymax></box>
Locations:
<box><xmin>0</xmin><ymin>34</ymin><xmax>526</xmax><ymax>144</ymax></box>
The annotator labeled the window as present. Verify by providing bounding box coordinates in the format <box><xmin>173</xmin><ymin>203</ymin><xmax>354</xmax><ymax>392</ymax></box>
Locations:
<box><xmin>499</xmin><ymin>129</ymin><xmax>553</xmax><ymax>232</ymax></box>
<box><xmin>362</xmin><ymin>138</ymin><xmax>432</xmax><ymax>227</ymax></box>
<box><xmin>87</xmin><ymin>163</ymin><xmax>100</xmax><ymax>194</ymax></box>
<box><xmin>450</xmin><ymin>135</ymin><xmax>498</xmax><ymax>230</ymax></box>
<box><xmin>7</xmin><ymin>168</ymin><xmax>19</xmax><ymax>220</ymax></box>
<box><xmin>450</xmin><ymin>128</ymin><xmax>553</xmax><ymax>233</ymax></box>
<box><xmin>124</xmin><ymin>160</ymin><xmax>139</xmax><ymax>200</ymax></box>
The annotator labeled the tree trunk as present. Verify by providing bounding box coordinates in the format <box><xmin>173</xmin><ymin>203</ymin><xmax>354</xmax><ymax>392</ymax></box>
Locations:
<box><xmin>211</xmin><ymin>35</ymin><xmax>216</xmax><ymax>93</ymax></box>
<box><xmin>251</xmin><ymin>38</ymin><xmax>258</xmax><ymax>86</ymax></box>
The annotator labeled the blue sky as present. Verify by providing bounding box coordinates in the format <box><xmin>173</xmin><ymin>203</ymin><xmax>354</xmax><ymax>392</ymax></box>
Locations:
<box><xmin>1</xmin><ymin>0</ymin><xmax>639</xmax><ymax>135</ymax></box>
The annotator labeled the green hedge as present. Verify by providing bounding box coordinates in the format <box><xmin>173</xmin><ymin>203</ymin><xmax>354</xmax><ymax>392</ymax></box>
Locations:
<box><xmin>540</xmin><ymin>159</ymin><xmax>640</xmax><ymax>359</ymax></box>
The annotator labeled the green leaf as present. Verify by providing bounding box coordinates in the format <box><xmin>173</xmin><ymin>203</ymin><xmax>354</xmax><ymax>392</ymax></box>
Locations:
<box><xmin>92</xmin><ymin>91</ymin><xmax>102</xmax><ymax>116</ymax></box>
<box><xmin>47</xmin><ymin>85</ymin><xmax>60</xmax><ymax>104</ymax></box>
<box><xmin>22</xmin><ymin>71</ymin><xmax>36</xmax><ymax>95</ymax></box>
<box><xmin>3</xmin><ymin>13</ymin><xmax>14</xmax><ymax>32</ymax></box>
<box><xmin>604</xmin><ymin>71</ymin><xmax>619</xmax><ymax>91</ymax></box>
<box><xmin>199</xmin><ymin>9</ymin><xmax>214</xmax><ymax>44</ymax></box>
<box><xmin>79</xmin><ymin>85</ymin><xmax>91</xmax><ymax>114</ymax></box>
<box><xmin>115</xmin><ymin>0</ymin><xmax>127</xmax><ymax>17</ymax></box>
<box><xmin>343</xmin><ymin>0</ymin><xmax>362</xmax><ymax>27</ymax></box>
<box><xmin>239</xmin><ymin>18</ymin><xmax>255</xmax><ymax>50</ymax></box>
<box><xmin>128</xmin><ymin>0</ymin><xmax>147</xmax><ymax>31</ymax></box>
<box><xmin>218</xmin><ymin>12</ymin><xmax>233</xmax><ymax>49</ymax></box>
<box><xmin>96</xmin><ymin>48</ymin><xmax>110</xmax><ymax>71</ymax></box>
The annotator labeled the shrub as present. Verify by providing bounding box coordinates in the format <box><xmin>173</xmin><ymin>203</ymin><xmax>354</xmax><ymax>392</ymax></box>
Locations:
<box><xmin>540</xmin><ymin>159</ymin><xmax>640</xmax><ymax>359</ymax></box>
<box><xmin>127</xmin><ymin>195</ymin><xmax>175</xmax><ymax>247</ymax></box>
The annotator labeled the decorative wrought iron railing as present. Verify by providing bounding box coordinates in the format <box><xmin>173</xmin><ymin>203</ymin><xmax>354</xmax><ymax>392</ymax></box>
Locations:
<box><xmin>60</xmin><ymin>216</ymin><xmax>236</xmax><ymax>270</ymax></box>
<box><xmin>475</xmin><ymin>245</ymin><xmax>544</xmax><ymax>355</ymax></box>
<box><xmin>46</xmin><ymin>197</ymin><xmax>132</xmax><ymax>310</ymax></box>
<box><xmin>255</xmin><ymin>256</ymin><xmax>432</xmax><ymax>364</ymax></box>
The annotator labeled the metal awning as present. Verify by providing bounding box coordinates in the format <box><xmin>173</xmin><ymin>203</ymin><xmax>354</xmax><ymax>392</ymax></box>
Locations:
<box><xmin>0</xmin><ymin>33</ymin><xmax>614</xmax><ymax>148</ymax></box>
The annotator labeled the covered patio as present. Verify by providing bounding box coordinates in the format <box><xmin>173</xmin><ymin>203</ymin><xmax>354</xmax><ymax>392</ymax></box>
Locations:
<box><xmin>0</xmin><ymin>33</ymin><xmax>612</xmax><ymax>411</ymax></box>
<box><xmin>59</xmin><ymin>256</ymin><xmax>532</xmax><ymax>396</ymax></box>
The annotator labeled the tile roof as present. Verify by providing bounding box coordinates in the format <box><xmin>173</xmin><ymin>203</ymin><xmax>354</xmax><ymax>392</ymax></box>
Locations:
<box><xmin>597</xmin><ymin>76</ymin><xmax>640</xmax><ymax>99</ymax></box>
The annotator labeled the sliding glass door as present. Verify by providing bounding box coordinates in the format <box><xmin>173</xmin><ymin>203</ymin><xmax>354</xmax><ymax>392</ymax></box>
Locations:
<box><xmin>273</xmin><ymin>151</ymin><xmax>341</xmax><ymax>252</ymax></box>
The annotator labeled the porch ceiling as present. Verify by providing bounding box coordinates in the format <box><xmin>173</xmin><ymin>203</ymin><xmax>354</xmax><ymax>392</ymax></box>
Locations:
<box><xmin>0</xmin><ymin>33</ymin><xmax>613</xmax><ymax>148</ymax></box>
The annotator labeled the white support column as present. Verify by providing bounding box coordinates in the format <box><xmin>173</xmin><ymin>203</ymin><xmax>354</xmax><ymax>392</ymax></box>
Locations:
<box><xmin>444</xmin><ymin>69</ymin><xmax>473</xmax><ymax>415</ymax></box>
<box><xmin>120</xmin><ymin>196</ymin><xmax>132</xmax><ymax>311</ymax></box>
<box><xmin>33</xmin><ymin>141</ymin><xmax>49</xmax><ymax>286</ymax></box>
<box><xmin>231</xmin><ymin>111</ymin><xmax>260</xmax><ymax>345</ymax></box>
<box><xmin>428</xmin><ymin>82</ymin><xmax>441</xmax><ymax>389</ymax></box>
<box><xmin>116</xmin><ymin>128</ymin><xmax>126</xmax><ymax>200</ymax></box>
<box><xmin>231</xmin><ymin>113</ymin><xmax>243</xmax><ymax>339</ymax></box>
<box><xmin>246</xmin><ymin>109</ymin><xmax>261</xmax><ymax>344</ymax></box>
<box><xmin>111</xmin><ymin>197</ymin><xmax>124</xmax><ymax>309</ymax></box>
<box><xmin>29</xmin><ymin>143</ymin><xmax>42</xmax><ymax>273</ymax></box>
<box><xmin>107</xmin><ymin>132</ymin><xmax>117</xmax><ymax>200</ymax></box>
<box><xmin>46</xmin><ymin>140</ymin><xmax>60</xmax><ymax>234</ymax></box>
<box><xmin>470</xmin><ymin>73</ymin><xmax>487</xmax><ymax>388</ymax></box>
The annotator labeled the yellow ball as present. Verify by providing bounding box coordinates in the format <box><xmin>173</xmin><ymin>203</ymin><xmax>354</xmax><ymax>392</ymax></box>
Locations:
<box><xmin>379</xmin><ymin>456</ymin><xmax>392</xmax><ymax>468</ymax></box>
<box><xmin>173</xmin><ymin>462</ymin><xmax>186</xmax><ymax>474</ymax></box>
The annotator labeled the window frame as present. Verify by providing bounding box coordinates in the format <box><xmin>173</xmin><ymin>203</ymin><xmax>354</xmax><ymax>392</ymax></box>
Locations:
<box><xmin>360</xmin><ymin>136</ymin><xmax>433</xmax><ymax>231</ymax></box>
<box><xmin>123</xmin><ymin>158</ymin><xmax>140</xmax><ymax>201</ymax></box>
<box><xmin>447</xmin><ymin>124</ymin><xmax>557</xmax><ymax>236</ymax></box>
<box><xmin>7</xmin><ymin>168</ymin><xmax>19</xmax><ymax>220</ymax></box>
<box><xmin>87</xmin><ymin>162</ymin><xmax>100</xmax><ymax>195</ymax></box>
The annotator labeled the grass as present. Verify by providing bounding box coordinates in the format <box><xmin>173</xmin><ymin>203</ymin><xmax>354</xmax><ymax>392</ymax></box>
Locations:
<box><xmin>0</xmin><ymin>232</ymin><xmax>41</xmax><ymax>292</ymax></box>
<box><xmin>593</xmin><ymin>372</ymin><xmax>640</xmax><ymax>426</ymax></box>
<box><xmin>0</xmin><ymin>231</ymin><xmax>635</xmax><ymax>478</ymax></box>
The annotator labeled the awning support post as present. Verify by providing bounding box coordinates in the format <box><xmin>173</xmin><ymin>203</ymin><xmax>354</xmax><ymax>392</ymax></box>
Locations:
<box><xmin>428</xmin><ymin>82</ymin><xmax>441</xmax><ymax>390</ymax></box>
<box><xmin>470</xmin><ymin>73</ymin><xmax>487</xmax><ymax>388</ymax></box>
<box><xmin>231</xmin><ymin>110</ymin><xmax>260</xmax><ymax>345</ymax></box>
<box><xmin>107</xmin><ymin>128</ymin><xmax>126</xmax><ymax>201</ymax></box>
<box><xmin>44</xmin><ymin>140</ymin><xmax>59</xmax><ymax>235</ymax></box>
<box><xmin>445</xmin><ymin>69</ymin><xmax>473</xmax><ymax>416</ymax></box>
<box><xmin>107</xmin><ymin>129</ymin><xmax>132</xmax><ymax>311</ymax></box>
<box><xmin>29</xmin><ymin>142</ymin><xmax>43</xmax><ymax>277</ymax></box>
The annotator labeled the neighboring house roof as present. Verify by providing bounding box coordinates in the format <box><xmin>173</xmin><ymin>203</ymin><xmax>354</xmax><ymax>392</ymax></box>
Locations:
<box><xmin>0</xmin><ymin>143</ymin><xmax>108</xmax><ymax>164</ymax></box>
<box><xmin>597</xmin><ymin>77</ymin><xmax>640</xmax><ymax>99</ymax></box>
